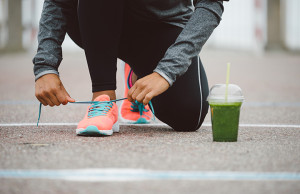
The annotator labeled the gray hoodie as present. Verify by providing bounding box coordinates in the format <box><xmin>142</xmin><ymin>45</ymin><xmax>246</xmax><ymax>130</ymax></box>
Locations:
<box><xmin>33</xmin><ymin>0</ymin><xmax>225</xmax><ymax>86</ymax></box>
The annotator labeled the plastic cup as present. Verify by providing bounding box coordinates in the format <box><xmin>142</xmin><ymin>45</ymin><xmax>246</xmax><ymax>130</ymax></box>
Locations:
<box><xmin>207</xmin><ymin>84</ymin><xmax>244</xmax><ymax>142</ymax></box>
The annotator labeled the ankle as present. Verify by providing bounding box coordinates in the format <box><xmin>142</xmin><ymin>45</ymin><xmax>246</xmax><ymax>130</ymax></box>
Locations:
<box><xmin>92</xmin><ymin>90</ymin><xmax>116</xmax><ymax>101</ymax></box>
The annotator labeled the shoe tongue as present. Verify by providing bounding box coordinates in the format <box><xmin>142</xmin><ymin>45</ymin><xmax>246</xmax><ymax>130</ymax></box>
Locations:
<box><xmin>94</xmin><ymin>94</ymin><xmax>110</xmax><ymax>102</ymax></box>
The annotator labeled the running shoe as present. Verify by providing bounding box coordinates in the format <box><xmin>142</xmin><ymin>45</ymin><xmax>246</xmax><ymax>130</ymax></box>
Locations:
<box><xmin>76</xmin><ymin>95</ymin><xmax>119</xmax><ymax>136</ymax></box>
<box><xmin>119</xmin><ymin>62</ymin><xmax>153</xmax><ymax>124</ymax></box>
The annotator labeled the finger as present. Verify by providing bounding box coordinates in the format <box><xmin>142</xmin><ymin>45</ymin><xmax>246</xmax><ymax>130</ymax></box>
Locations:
<box><xmin>135</xmin><ymin>90</ymin><xmax>148</xmax><ymax>103</ymax></box>
<box><xmin>66</xmin><ymin>96</ymin><xmax>75</xmax><ymax>103</ymax></box>
<box><xmin>127</xmin><ymin>85</ymin><xmax>137</xmax><ymax>102</ymax></box>
<box><xmin>143</xmin><ymin>91</ymin><xmax>155</xmax><ymax>105</ymax></box>
<box><xmin>55</xmin><ymin>92</ymin><xmax>69</xmax><ymax>105</ymax></box>
<box><xmin>61</xmin><ymin>85</ymin><xmax>75</xmax><ymax>103</ymax></box>
<box><xmin>50</xmin><ymin>93</ymin><xmax>61</xmax><ymax>106</ymax></box>
<box><xmin>40</xmin><ymin>92</ymin><xmax>55</xmax><ymax>106</ymax></box>
<box><xmin>44</xmin><ymin>97</ymin><xmax>55</xmax><ymax>107</ymax></box>
<box><xmin>36</xmin><ymin>96</ymin><xmax>48</xmax><ymax>106</ymax></box>
<box><xmin>56</xmin><ymin>94</ymin><xmax>75</xmax><ymax>105</ymax></box>
<box><xmin>131</xmin><ymin>86</ymin><xmax>143</xmax><ymax>101</ymax></box>
<box><xmin>45</xmin><ymin>92</ymin><xmax>59</xmax><ymax>106</ymax></box>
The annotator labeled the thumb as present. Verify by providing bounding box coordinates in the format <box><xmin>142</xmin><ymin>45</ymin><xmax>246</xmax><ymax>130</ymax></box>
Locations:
<box><xmin>66</xmin><ymin>95</ymin><xmax>75</xmax><ymax>102</ymax></box>
<box><xmin>61</xmin><ymin>85</ymin><xmax>75</xmax><ymax>102</ymax></box>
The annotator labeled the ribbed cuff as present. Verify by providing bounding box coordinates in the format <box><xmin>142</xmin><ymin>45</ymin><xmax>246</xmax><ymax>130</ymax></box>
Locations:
<box><xmin>35</xmin><ymin>70</ymin><xmax>59</xmax><ymax>81</ymax></box>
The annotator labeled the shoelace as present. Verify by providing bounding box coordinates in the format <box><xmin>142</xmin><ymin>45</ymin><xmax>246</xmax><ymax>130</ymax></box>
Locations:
<box><xmin>130</xmin><ymin>100</ymin><xmax>151</xmax><ymax>119</ymax></box>
<box><xmin>87</xmin><ymin>101</ymin><xmax>113</xmax><ymax>118</ymax></box>
<box><xmin>37</xmin><ymin>98</ymin><xmax>155</xmax><ymax>126</ymax></box>
<box><xmin>126</xmin><ymin>69</ymin><xmax>151</xmax><ymax>119</ymax></box>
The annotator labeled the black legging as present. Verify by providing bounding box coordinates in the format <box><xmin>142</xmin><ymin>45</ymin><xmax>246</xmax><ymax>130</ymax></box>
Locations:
<box><xmin>65</xmin><ymin>0</ymin><xmax>209</xmax><ymax>131</ymax></box>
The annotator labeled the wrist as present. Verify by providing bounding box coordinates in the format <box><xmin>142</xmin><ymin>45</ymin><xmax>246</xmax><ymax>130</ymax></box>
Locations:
<box><xmin>153</xmin><ymin>70</ymin><xmax>173</xmax><ymax>87</ymax></box>
<box><xmin>34</xmin><ymin>64</ymin><xmax>59</xmax><ymax>81</ymax></box>
<box><xmin>35</xmin><ymin>71</ymin><xmax>59</xmax><ymax>82</ymax></box>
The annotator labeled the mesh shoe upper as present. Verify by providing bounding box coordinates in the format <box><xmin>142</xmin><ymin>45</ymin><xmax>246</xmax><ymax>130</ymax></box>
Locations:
<box><xmin>77</xmin><ymin>95</ymin><xmax>118</xmax><ymax>130</ymax></box>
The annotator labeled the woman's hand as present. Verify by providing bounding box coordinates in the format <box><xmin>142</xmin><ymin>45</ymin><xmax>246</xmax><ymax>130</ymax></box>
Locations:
<box><xmin>127</xmin><ymin>72</ymin><xmax>170</xmax><ymax>105</ymax></box>
<box><xmin>35</xmin><ymin>74</ymin><xmax>75</xmax><ymax>106</ymax></box>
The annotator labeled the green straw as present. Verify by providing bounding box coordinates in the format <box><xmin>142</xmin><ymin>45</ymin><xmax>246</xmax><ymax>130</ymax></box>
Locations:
<box><xmin>225</xmin><ymin>62</ymin><xmax>231</xmax><ymax>102</ymax></box>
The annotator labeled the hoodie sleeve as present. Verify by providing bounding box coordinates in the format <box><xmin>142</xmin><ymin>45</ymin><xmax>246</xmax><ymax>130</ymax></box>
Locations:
<box><xmin>154</xmin><ymin>0</ymin><xmax>225</xmax><ymax>86</ymax></box>
<box><xmin>32</xmin><ymin>0</ymin><xmax>75</xmax><ymax>81</ymax></box>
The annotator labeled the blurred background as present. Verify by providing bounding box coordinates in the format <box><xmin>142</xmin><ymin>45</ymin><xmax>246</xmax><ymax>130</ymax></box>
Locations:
<box><xmin>0</xmin><ymin>0</ymin><xmax>299</xmax><ymax>53</ymax></box>
<box><xmin>1</xmin><ymin>2</ymin><xmax>300</xmax><ymax>194</ymax></box>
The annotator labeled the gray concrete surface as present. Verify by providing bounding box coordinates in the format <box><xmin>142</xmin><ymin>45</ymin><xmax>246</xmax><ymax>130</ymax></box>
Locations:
<box><xmin>0</xmin><ymin>49</ymin><xmax>300</xmax><ymax>194</ymax></box>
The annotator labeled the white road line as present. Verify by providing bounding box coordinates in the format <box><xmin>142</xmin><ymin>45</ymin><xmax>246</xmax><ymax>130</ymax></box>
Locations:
<box><xmin>0</xmin><ymin>169</ymin><xmax>299</xmax><ymax>181</ymax></box>
<box><xmin>0</xmin><ymin>123</ymin><xmax>79</xmax><ymax>126</ymax></box>
<box><xmin>1</xmin><ymin>100</ymin><xmax>300</xmax><ymax>107</ymax></box>
<box><xmin>239</xmin><ymin>124</ymin><xmax>300</xmax><ymax>128</ymax></box>
<box><xmin>0</xmin><ymin>123</ymin><xmax>167</xmax><ymax>127</ymax></box>
<box><xmin>0</xmin><ymin>123</ymin><xmax>300</xmax><ymax>128</ymax></box>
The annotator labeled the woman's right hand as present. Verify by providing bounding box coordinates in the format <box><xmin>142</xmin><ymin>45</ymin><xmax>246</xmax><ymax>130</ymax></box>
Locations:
<box><xmin>35</xmin><ymin>74</ymin><xmax>75</xmax><ymax>106</ymax></box>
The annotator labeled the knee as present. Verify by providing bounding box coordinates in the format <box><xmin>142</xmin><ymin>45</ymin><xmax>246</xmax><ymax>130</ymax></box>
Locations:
<box><xmin>170</xmin><ymin>103</ymin><xmax>209</xmax><ymax>132</ymax></box>
<box><xmin>170</xmin><ymin>112</ymin><xmax>207</xmax><ymax>132</ymax></box>
<box><xmin>158</xmin><ymin>114</ymin><xmax>199</xmax><ymax>132</ymax></box>
<box><xmin>171</xmin><ymin>119</ymin><xmax>202</xmax><ymax>132</ymax></box>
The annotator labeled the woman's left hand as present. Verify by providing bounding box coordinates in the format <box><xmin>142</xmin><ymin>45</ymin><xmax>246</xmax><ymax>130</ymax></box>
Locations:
<box><xmin>127</xmin><ymin>72</ymin><xmax>170</xmax><ymax>105</ymax></box>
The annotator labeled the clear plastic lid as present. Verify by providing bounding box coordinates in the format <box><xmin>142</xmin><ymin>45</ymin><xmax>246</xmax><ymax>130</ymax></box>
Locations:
<box><xmin>207</xmin><ymin>84</ymin><xmax>244</xmax><ymax>103</ymax></box>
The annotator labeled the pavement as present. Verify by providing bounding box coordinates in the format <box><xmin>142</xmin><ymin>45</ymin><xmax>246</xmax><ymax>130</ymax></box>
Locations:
<box><xmin>0</xmin><ymin>49</ymin><xmax>300</xmax><ymax>194</ymax></box>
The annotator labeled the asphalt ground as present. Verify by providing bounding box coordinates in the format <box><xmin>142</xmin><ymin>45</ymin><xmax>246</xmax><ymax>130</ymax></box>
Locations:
<box><xmin>0</xmin><ymin>49</ymin><xmax>300</xmax><ymax>194</ymax></box>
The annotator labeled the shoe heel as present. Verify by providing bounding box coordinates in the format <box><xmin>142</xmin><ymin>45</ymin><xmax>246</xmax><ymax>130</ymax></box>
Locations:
<box><xmin>112</xmin><ymin>121</ymin><xmax>120</xmax><ymax>133</ymax></box>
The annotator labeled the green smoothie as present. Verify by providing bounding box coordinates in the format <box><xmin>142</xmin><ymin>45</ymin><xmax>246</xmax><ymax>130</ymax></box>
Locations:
<box><xmin>209</xmin><ymin>102</ymin><xmax>242</xmax><ymax>142</ymax></box>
